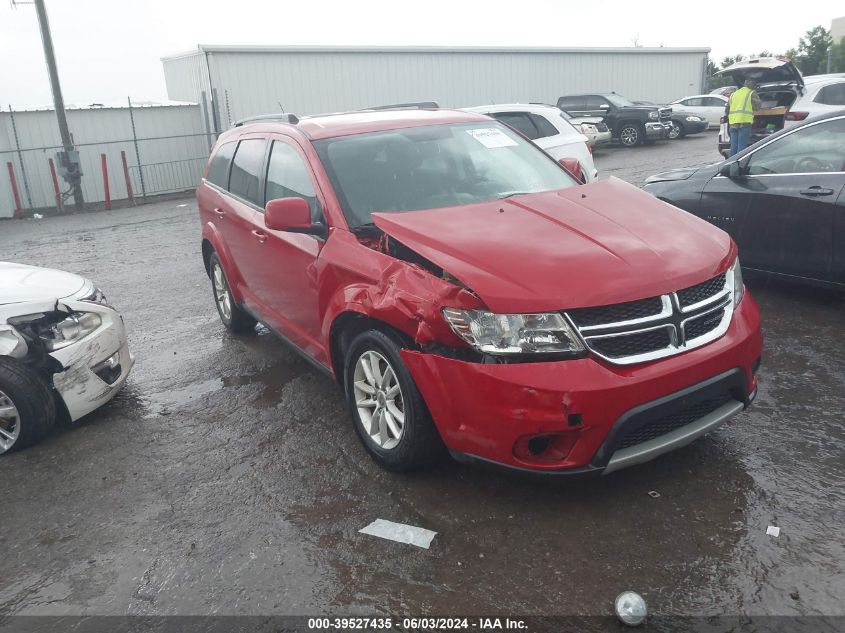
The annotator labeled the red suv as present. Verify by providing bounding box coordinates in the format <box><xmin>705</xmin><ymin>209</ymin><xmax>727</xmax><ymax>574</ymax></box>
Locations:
<box><xmin>197</xmin><ymin>108</ymin><xmax>763</xmax><ymax>475</ymax></box>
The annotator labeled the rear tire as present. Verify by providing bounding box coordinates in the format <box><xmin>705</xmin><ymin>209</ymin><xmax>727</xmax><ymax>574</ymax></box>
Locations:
<box><xmin>344</xmin><ymin>329</ymin><xmax>443</xmax><ymax>471</ymax></box>
<box><xmin>0</xmin><ymin>358</ymin><xmax>56</xmax><ymax>455</ymax></box>
<box><xmin>618</xmin><ymin>122</ymin><xmax>645</xmax><ymax>147</ymax></box>
<box><xmin>208</xmin><ymin>252</ymin><xmax>256</xmax><ymax>334</ymax></box>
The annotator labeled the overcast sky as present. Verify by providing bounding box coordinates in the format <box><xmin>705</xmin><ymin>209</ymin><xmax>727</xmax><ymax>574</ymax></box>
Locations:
<box><xmin>1</xmin><ymin>0</ymin><xmax>842</xmax><ymax>108</ymax></box>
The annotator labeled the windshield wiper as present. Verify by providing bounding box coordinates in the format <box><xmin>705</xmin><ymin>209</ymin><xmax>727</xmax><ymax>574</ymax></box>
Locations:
<box><xmin>497</xmin><ymin>191</ymin><xmax>533</xmax><ymax>200</ymax></box>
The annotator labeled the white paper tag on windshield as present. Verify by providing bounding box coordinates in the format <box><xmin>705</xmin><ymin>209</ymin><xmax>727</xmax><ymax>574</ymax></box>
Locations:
<box><xmin>466</xmin><ymin>127</ymin><xmax>518</xmax><ymax>148</ymax></box>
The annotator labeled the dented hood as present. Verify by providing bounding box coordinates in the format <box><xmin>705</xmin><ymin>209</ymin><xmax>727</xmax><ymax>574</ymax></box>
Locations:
<box><xmin>0</xmin><ymin>262</ymin><xmax>87</xmax><ymax>306</ymax></box>
<box><xmin>371</xmin><ymin>178</ymin><xmax>734</xmax><ymax>313</ymax></box>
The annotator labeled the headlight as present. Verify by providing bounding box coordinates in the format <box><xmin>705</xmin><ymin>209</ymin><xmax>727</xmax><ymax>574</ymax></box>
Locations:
<box><xmin>686</xmin><ymin>115</ymin><xmax>702</xmax><ymax>122</ymax></box>
<box><xmin>728</xmin><ymin>257</ymin><xmax>744</xmax><ymax>305</ymax></box>
<box><xmin>80</xmin><ymin>286</ymin><xmax>114</xmax><ymax>309</ymax></box>
<box><xmin>648</xmin><ymin>111</ymin><xmax>659</xmax><ymax>120</ymax></box>
<box><xmin>442</xmin><ymin>308</ymin><xmax>585</xmax><ymax>356</ymax></box>
<box><xmin>41</xmin><ymin>313</ymin><xmax>102</xmax><ymax>351</ymax></box>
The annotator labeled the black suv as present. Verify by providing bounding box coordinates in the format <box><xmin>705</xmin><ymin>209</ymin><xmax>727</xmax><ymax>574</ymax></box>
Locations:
<box><xmin>557</xmin><ymin>93</ymin><xmax>672</xmax><ymax>146</ymax></box>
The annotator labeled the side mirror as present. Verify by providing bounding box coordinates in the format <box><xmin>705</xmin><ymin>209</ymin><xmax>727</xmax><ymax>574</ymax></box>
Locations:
<box><xmin>719</xmin><ymin>161</ymin><xmax>745</xmax><ymax>179</ymax></box>
<box><xmin>265</xmin><ymin>197</ymin><xmax>315</xmax><ymax>233</ymax></box>
<box><xmin>558</xmin><ymin>157</ymin><xmax>584</xmax><ymax>183</ymax></box>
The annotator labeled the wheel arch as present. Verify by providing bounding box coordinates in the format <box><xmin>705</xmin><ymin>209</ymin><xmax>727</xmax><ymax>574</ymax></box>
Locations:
<box><xmin>201</xmin><ymin>222</ymin><xmax>247</xmax><ymax>303</ymax></box>
<box><xmin>329</xmin><ymin>311</ymin><xmax>414</xmax><ymax>387</ymax></box>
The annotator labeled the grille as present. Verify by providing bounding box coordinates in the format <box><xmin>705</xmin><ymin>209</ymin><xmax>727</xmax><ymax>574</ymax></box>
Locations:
<box><xmin>677</xmin><ymin>273</ymin><xmax>727</xmax><ymax>308</ymax></box>
<box><xmin>685</xmin><ymin>308</ymin><xmax>726</xmax><ymax>340</ymax></box>
<box><xmin>617</xmin><ymin>392</ymin><xmax>734</xmax><ymax>450</ymax></box>
<box><xmin>659</xmin><ymin>107</ymin><xmax>672</xmax><ymax>122</ymax></box>
<box><xmin>568</xmin><ymin>296</ymin><xmax>663</xmax><ymax>328</ymax></box>
<box><xmin>589</xmin><ymin>327</ymin><xmax>672</xmax><ymax>359</ymax></box>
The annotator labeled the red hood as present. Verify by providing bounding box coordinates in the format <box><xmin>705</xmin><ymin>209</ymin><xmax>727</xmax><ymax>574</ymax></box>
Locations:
<box><xmin>371</xmin><ymin>177</ymin><xmax>735</xmax><ymax>313</ymax></box>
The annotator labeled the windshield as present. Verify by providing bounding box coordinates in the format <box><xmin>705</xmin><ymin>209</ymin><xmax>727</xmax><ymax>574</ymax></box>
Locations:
<box><xmin>605</xmin><ymin>94</ymin><xmax>635</xmax><ymax>107</ymax></box>
<box><xmin>313</xmin><ymin>122</ymin><xmax>578</xmax><ymax>228</ymax></box>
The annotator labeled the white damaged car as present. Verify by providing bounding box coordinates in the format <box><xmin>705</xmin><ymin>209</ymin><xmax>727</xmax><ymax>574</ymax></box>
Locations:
<box><xmin>0</xmin><ymin>262</ymin><xmax>133</xmax><ymax>454</ymax></box>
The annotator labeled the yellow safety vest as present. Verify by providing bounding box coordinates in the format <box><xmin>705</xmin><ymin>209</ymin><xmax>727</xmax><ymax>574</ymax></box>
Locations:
<box><xmin>728</xmin><ymin>87</ymin><xmax>755</xmax><ymax>125</ymax></box>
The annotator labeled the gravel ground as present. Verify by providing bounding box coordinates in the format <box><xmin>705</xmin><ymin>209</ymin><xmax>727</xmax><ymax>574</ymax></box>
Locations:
<box><xmin>1</xmin><ymin>132</ymin><xmax>843</xmax><ymax>629</ymax></box>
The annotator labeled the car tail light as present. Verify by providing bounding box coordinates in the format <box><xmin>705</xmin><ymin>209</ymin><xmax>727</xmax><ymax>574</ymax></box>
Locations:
<box><xmin>513</xmin><ymin>431</ymin><xmax>580</xmax><ymax>464</ymax></box>
<box><xmin>585</xmin><ymin>141</ymin><xmax>593</xmax><ymax>155</ymax></box>
<box><xmin>785</xmin><ymin>111</ymin><xmax>809</xmax><ymax>121</ymax></box>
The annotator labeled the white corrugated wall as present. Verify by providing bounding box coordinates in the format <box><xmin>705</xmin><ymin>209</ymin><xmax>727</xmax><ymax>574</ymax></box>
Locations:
<box><xmin>162</xmin><ymin>47</ymin><xmax>708</xmax><ymax>124</ymax></box>
<box><xmin>0</xmin><ymin>105</ymin><xmax>210</xmax><ymax>218</ymax></box>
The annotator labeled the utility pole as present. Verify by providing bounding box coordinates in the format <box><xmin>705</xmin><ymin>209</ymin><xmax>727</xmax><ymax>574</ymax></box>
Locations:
<box><xmin>26</xmin><ymin>0</ymin><xmax>84</xmax><ymax>210</ymax></box>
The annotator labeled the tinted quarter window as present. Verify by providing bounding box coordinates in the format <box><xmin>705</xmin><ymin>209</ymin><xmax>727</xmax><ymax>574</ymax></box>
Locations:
<box><xmin>557</xmin><ymin>96</ymin><xmax>584</xmax><ymax>110</ymax></box>
<box><xmin>747</xmin><ymin>117</ymin><xmax>845</xmax><ymax>175</ymax></box>
<box><xmin>229</xmin><ymin>139</ymin><xmax>268</xmax><ymax>205</ymax></box>
<box><xmin>816</xmin><ymin>83</ymin><xmax>845</xmax><ymax>106</ymax></box>
<box><xmin>528</xmin><ymin>113</ymin><xmax>559</xmax><ymax>139</ymax></box>
<box><xmin>704</xmin><ymin>97</ymin><xmax>726</xmax><ymax>107</ymax></box>
<box><xmin>684</xmin><ymin>98</ymin><xmax>703</xmax><ymax>107</ymax></box>
<box><xmin>265</xmin><ymin>141</ymin><xmax>323</xmax><ymax>223</ymax></box>
<box><xmin>206</xmin><ymin>141</ymin><xmax>236</xmax><ymax>189</ymax></box>
<box><xmin>493</xmin><ymin>113</ymin><xmax>539</xmax><ymax>140</ymax></box>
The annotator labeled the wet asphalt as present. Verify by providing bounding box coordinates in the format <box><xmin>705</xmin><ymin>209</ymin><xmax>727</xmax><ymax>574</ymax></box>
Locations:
<box><xmin>1</xmin><ymin>132</ymin><xmax>843</xmax><ymax>624</ymax></box>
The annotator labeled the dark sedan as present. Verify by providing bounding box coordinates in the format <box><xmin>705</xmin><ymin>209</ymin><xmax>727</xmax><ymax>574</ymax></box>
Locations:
<box><xmin>643</xmin><ymin>110</ymin><xmax>845</xmax><ymax>288</ymax></box>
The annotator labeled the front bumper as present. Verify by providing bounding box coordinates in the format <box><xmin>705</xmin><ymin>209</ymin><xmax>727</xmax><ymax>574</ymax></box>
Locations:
<box><xmin>645</xmin><ymin>122</ymin><xmax>669</xmax><ymax>138</ymax></box>
<box><xmin>402</xmin><ymin>293</ymin><xmax>762</xmax><ymax>476</ymax></box>
<box><xmin>49</xmin><ymin>303</ymin><xmax>134</xmax><ymax>421</ymax></box>
<box><xmin>680</xmin><ymin>119</ymin><xmax>708</xmax><ymax>134</ymax></box>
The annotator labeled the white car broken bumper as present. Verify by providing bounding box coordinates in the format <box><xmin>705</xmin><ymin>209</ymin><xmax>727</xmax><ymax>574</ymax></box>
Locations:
<box><xmin>48</xmin><ymin>302</ymin><xmax>134</xmax><ymax>421</ymax></box>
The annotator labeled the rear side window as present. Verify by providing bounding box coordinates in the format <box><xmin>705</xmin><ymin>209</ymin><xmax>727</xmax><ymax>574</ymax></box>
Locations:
<box><xmin>229</xmin><ymin>139</ymin><xmax>268</xmax><ymax>205</ymax></box>
<box><xmin>265</xmin><ymin>141</ymin><xmax>323</xmax><ymax>223</ymax></box>
<box><xmin>492</xmin><ymin>113</ymin><xmax>539</xmax><ymax>139</ymax></box>
<box><xmin>206</xmin><ymin>141</ymin><xmax>235</xmax><ymax>188</ymax></box>
<box><xmin>816</xmin><ymin>83</ymin><xmax>845</xmax><ymax>106</ymax></box>
<box><xmin>557</xmin><ymin>96</ymin><xmax>583</xmax><ymax>110</ymax></box>
<box><xmin>528</xmin><ymin>113</ymin><xmax>559</xmax><ymax>139</ymax></box>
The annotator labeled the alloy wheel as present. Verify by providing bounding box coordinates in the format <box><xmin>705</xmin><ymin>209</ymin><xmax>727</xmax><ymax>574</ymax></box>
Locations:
<box><xmin>667</xmin><ymin>122</ymin><xmax>681</xmax><ymax>140</ymax></box>
<box><xmin>212</xmin><ymin>261</ymin><xmax>232</xmax><ymax>321</ymax></box>
<box><xmin>353</xmin><ymin>350</ymin><xmax>405</xmax><ymax>450</ymax></box>
<box><xmin>620</xmin><ymin>126</ymin><xmax>639</xmax><ymax>146</ymax></box>
<box><xmin>0</xmin><ymin>389</ymin><xmax>20</xmax><ymax>454</ymax></box>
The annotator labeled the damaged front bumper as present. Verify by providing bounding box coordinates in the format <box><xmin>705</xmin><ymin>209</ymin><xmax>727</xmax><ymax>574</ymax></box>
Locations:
<box><xmin>2</xmin><ymin>284</ymin><xmax>134</xmax><ymax>422</ymax></box>
<box><xmin>49</xmin><ymin>303</ymin><xmax>134</xmax><ymax>421</ymax></box>
<box><xmin>401</xmin><ymin>294</ymin><xmax>762</xmax><ymax>476</ymax></box>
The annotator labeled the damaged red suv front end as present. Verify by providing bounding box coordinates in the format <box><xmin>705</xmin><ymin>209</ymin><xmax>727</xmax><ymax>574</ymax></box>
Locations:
<box><xmin>198</xmin><ymin>109</ymin><xmax>762</xmax><ymax>475</ymax></box>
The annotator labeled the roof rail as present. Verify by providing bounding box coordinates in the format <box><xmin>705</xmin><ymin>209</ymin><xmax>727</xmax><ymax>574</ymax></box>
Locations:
<box><xmin>364</xmin><ymin>102</ymin><xmax>440</xmax><ymax>111</ymax></box>
<box><xmin>233</xmin><ymin>113</ymin><xmax>299</xmax><ymax>127</ymax></box>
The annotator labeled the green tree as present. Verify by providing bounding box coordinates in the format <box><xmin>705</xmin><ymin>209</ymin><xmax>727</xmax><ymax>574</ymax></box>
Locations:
<box><xmin>790</xmin><ymin>26</ymin><xmax>832</xmax><ymax>75</ymax></box>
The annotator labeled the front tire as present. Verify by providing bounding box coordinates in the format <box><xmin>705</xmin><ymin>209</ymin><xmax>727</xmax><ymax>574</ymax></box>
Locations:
<box><xmin>344</xmin><ymin>329</ymin><xmax>443</xmax><ymax>471</ymax></box>
<box><xmin>208</xmin><ymin>252</ymin><xmax>256</xmax><ymax>333</ymax></box>
<box><xmin>0</xmin><ymin>358</ymin><xmax>56</xmax><ymax>455</ymax></box>
<box><xmin>667</xmin><ymin>121</ymin><xmax>685</xmax><ymax>139</ymax></box>
<box><xmin>618</xmin><ymin>122</ymin><xmax>645</xmax><ymax>147</ymax></box>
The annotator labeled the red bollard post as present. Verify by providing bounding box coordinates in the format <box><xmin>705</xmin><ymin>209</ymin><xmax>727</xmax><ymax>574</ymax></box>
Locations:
<box><xmin>120</xmin><ymin>150</ymin><xmax>134</xmax><ymax>206</ymax></box>
<box><xmin>48</xmin><ymin>157</ymin><xmax>63</xmax><ymax>213</ymax></box>
<box><xmin>6</xmin><ymin>162</ymin><xmax>22</xmax><ymax>218</ymax></box>
<box><xmin>101</xmin><ymin>153</ymin><xmax>111</xmax><ymax>210</ymax></box>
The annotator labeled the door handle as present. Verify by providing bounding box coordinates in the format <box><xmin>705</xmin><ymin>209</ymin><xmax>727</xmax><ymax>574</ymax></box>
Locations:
<box><xmin>213</xmin><ymin>207</ymin><xmax>225</xmax><ymax>217</ymax></box>
<box><xmin>800</xmin><ymin>187</ymin><xmax>835</xmax><ymax>197</ymax></box>
<box><xmin>251</xmin><ymin>229</ymin><xmax>267</xmax><ymax>243</ymax></box>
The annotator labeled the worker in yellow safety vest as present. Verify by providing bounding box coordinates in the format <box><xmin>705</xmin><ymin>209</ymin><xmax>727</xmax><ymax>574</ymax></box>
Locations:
<box><xmin>728</xmin><ymin>79</ymin><xmax>762</xmax><ymax>156</ymax></box>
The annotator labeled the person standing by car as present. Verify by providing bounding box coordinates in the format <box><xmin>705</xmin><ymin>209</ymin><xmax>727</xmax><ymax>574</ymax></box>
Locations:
<box><xmin>728</xmin><ymin>79</ymin><xmax>762</xmax><ymax>155</ymax></box>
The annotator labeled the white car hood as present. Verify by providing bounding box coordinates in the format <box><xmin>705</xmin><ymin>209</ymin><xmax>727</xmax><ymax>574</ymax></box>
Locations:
<box><xmin>0</xmin><ymin>262</ymin><xmax>87</xmax><ymax>306</ymax></box>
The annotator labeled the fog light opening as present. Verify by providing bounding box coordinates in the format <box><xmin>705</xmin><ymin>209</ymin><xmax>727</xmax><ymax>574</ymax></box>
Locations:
<box><xmin>91</xmin><ymin>352</ymin><xmax>121</xmax><ymax>385</ymax></box>
<box><xmin>514</xmin><ymin>431</ymin><xmax>580</xmax><ymax>464</ymax></box>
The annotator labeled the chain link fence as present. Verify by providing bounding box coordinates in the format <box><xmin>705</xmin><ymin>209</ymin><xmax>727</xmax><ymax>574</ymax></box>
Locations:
<box><xmin>1</xmin><ymin>101</ymin><xmax>214</xmax><ymax>218</ymax></box>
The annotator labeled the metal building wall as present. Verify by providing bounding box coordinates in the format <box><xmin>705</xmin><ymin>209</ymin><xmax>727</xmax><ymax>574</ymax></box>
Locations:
<box><xmin>0</xmin><ymin>104</ymin><xmax>209</xmax><ymax>218</ymax></box>
<box><xmin>161</xmin><ymin>46</ymin><xmax>709</xmax><ymax>124</ymax></box>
